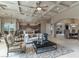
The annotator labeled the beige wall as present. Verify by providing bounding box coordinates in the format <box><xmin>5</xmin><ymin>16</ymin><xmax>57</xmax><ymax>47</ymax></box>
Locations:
<box><xmin>1</xmin><ymin>18</ymin><xmax>16</xmax><ymax>23</ymax></box>
<box><xmin>41</xmin><ymin>22</ymin><xmax>46</xmax><ymax>33</ymax></box>
<box><xmin>46</xmin><ymin>23</ymin><xmax>51</xmax><ymax>34</ymax></box>
<box><xmin>64</xmin><ymin>19</ymin><xmax>79</xmax><ymax>24</ymax></box>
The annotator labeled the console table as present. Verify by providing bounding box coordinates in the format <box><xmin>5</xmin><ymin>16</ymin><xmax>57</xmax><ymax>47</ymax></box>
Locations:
<box><xmin>69</xmin><ymin>33</ymin><xmax>78</xmax><ymax>39</ymax></box>
<box><xmin>33</xmin><ymin>41</ymin><xmax>57</xmax><ymax>54</ymax></box>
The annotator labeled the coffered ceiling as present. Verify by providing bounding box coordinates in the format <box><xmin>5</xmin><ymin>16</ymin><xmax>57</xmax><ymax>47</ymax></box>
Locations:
<box><xmin>0</xmin><ymin>1</ymin><xmax>79</xmax><ymax>23</ymax></box>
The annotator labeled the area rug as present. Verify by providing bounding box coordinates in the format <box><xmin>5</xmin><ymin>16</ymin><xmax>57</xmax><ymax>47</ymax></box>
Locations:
<box><xmin>8</xmin><ymin>44</ymin><xmax>74</xmax><ymax>58</ymax></box>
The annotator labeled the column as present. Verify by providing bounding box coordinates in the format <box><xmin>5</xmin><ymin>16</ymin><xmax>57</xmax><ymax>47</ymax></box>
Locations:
<box><xmin>53</xmin><ymin>23</ymin><xmax>57</xmax><ymax>38</ymax></box>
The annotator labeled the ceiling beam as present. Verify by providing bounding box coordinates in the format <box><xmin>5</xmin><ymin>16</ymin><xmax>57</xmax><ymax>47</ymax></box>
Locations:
<box><xmin>42</xmin><ymin>1</ymin><xmax>79</xmax><ymax>18</ymax></box>
<box><xmin>42</xmin><ymin>1</ymin><xmax>62</xmax><ymax>16</ymax></box>
<box><xmin>59</xmin><ymin>3</ymin><xmax>70</xmax><ymax>7</ymax></box>
<box><xmin>17</xmin><ymin>1</ymin><xmax>24</xmax><ymax>15</ymax></box>
<box><xmin>70</xmin><ymin>1</ymin><xmax>79</xmax><ymax>7</ymax></box>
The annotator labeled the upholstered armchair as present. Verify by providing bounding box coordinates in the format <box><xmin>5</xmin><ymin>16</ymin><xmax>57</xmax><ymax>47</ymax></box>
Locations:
<box><xmin>4</xmin><ymin>33</ymin><xmax>23</xmax><ymax>57</ymax></box>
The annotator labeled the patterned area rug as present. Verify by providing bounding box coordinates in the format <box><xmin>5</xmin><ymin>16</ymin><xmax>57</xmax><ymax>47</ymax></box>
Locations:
<box><xmin>8</xmin><ymin>44</ymin><xmax>74</xmax><ymax>58</ymax></box>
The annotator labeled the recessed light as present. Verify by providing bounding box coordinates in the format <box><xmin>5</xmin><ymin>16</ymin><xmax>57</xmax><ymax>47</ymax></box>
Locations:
<box><xmin>56</xmin><ymin>7</ymin><xmax>60</xmax><ymax>10</ymax></box>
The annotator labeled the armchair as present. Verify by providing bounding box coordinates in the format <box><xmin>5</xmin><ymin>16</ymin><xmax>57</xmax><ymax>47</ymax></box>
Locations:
<box><xmin>4</xmin><ymin>34</ymin><xmax>23</xmax><ymax>57</ymax></box>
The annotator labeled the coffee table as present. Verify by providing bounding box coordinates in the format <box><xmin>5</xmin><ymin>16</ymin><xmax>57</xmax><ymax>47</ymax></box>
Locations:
<box><xmin>33</xmin><ymin>40</ymin><xmax>57</xmax><ymax>54</ymax></box>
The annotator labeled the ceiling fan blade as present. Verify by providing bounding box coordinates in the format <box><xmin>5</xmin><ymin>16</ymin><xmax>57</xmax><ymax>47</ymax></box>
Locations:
<box><xmin>26</xmin><ymin>6</ymin><xmax>36</xmax><ymax>8</ymax></box>
<box><xmin>32</xmin><ymin>9</ymin><xmax>38</xmax><ymax>16</ymax></box>
<box><xmin>21</xmin><ymin>5</ymin><xmax>36</xmax><ymax>8</ymax></box>
<box><xmin>36</xmin><ymin>1</ymin><xmax>41</xmax><ymax>7</ymax></box>
<box><xmin>42</xmin><ymin>8</ymin><xmax>46</xmax><ymax>11</ymax></box>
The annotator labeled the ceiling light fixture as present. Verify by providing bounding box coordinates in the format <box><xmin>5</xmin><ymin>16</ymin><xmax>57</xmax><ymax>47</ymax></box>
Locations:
<box><xmin>37</xmin><ymin>7</ymin><xmax>42</xmax><ymax>11</ymax></box>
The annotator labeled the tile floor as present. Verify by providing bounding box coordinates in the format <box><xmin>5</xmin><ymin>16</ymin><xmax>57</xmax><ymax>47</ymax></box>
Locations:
<box><xmin>49</xmin><ymin>35</ymin><xmax>79</xmax><ymax>58</ymax></box>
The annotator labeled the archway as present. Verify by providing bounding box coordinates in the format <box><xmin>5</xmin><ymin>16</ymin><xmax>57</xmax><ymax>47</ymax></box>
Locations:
<box><xmin>53</xmin><ymin>18</ymin><xmax>79</xmax><ymax>39</ymax></box>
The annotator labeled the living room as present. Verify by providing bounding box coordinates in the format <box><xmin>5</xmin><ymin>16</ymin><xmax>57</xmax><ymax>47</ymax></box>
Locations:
<box><xmin>0</xmin><ymin>0</ymin><xmax>79</xmax><ymax>58</ymax></box>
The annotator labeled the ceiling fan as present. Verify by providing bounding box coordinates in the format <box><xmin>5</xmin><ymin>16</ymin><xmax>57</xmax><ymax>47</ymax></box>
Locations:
<box><xmin>27</xmin><ymin>1</ymin><xmax>48</xmax><ymax>16</ymax></box>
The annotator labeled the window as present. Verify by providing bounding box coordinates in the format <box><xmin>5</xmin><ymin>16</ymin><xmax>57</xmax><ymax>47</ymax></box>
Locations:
<box><xmin>4</xmin><ymin>23</ymin><xmax>16</xmax><ymax>31</ymax></box>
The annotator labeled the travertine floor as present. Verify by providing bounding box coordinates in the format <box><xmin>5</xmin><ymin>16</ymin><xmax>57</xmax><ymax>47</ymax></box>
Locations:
<box><xmin>0</xmin><ymin>35</ymin><xmax>79</xmax><ymax>58</ymax></box>
<box><xmin>0</xmin><ymin>38</ymin><xmax>7</xmax><ymax>57</ymax></box>
<box><xmin>49</xmin><ymin>35</ymin><xmax>79</xmax><ymax>58</ymax></box>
